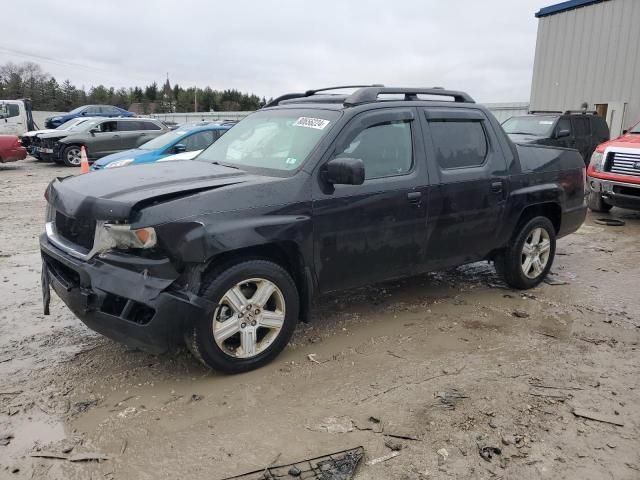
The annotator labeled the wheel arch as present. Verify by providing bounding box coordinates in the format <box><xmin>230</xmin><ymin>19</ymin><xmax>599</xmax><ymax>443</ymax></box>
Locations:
<box><xmin>200</xmin><ymin>241</ymin><xmax>313</xmax><ymax>323</ymax></box>
<box><xmin>516</xmin><ymin>202</ymin><xmax>562</xmax><ymax>235</ymax></box>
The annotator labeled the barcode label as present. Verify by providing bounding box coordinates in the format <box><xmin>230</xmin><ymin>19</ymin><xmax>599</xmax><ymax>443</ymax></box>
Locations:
<box><xmin>293</xmin><ymin>117</ymin><xmax>330</xmax><ymax>130</ymax></box>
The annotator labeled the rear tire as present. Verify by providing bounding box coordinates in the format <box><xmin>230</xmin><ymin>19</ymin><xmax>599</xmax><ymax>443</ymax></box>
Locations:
<box><xmin>62</xmin><ymin>145</ymin><xmax>82</xmax><ymax>167</ymax></box>
<box><xmin>496</xmin><ymin>216</ymin><xmax>556</xmax><ymax>290</ymax></box>
<box><xmin>186</xmin><ymin>260</ymin><xmax>299</xmax><ymax>374</ymax></box>
<box><xmin>587</xmin><ymin>191</ymin><xmax>613</xmax><ymax>213</ymax></box>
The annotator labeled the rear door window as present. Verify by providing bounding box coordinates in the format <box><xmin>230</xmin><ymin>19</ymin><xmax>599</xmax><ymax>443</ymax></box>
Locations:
<box><xmin>428</xmin><ymin>120</ymin><xmax>488</xmax><ymax>169</ymax></box>
<box><xmin>116</xmin><ymin>121</ymin><xmax>140</xmax><ymax>131</ymax></box>
<box><xmin>142</xmin><ymin>121</ymin><xmax>162</xmax><ymax>131</ymax></box>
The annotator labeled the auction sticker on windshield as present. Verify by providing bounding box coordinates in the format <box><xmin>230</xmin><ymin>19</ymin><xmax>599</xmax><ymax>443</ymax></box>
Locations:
<box><xmin>293</xmin><ymin>117</ymin><xmax>330</xmax><ymax>130</ymax></box>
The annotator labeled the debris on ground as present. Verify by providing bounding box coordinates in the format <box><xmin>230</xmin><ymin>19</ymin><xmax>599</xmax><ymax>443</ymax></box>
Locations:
<box><xmin>0</xmin><ymin>432</ymin><xmax>14</xmax><ymax>446</ymax></box>
<box><xmin>353</xmin><ymin>415</ymin><xmax>383</xmax><ymax>433</ymax></box>
<box><xmin>365</xmin><ymin>451</ymin><xmax>400</xmax><ymax>466</ymax></box>
<box><xmin>309</xmin><ymin>416</ymin><xmax>354</xmax><ymax>434</ymax></box>
<box><xmin>384</xmin><ymin>437</ymin><xmax>403</xmax><ymax>451</ymax></box>
<box><xmin>594</xmin><ymin>218</ymin><xmax>625</xmax><ymax>227</ymax></box>
<box><xmin>572</xmin><ymin>408</ymin><xmax>624</xmax><ymax>427</ymax></box>
<box><xmin>437</xmin><ymin>448</ymin><xmax>449</xmax><ymax>465</ymax></box>
<box><xmin>434</xmin><ymin>388</ymin><xmax>469</xmax><ymax>410</ymax></box>
<box><xmin>478</xmin><ymin>445</ymin><xmax>501</xmax><ymax>462</ymax></box>
<box><xmin>512</xmin><ymin>310</ymin><xmax>530</xmax><ymax>318</ymax></box>
<box><xmin>222</xmin><ymin>447</ymin><xmax>364</xmax><ymax>479</ymax></box>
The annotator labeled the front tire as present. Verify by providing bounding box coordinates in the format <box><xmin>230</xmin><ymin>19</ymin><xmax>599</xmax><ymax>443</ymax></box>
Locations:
<box><xmin>496</xmin><ymin>216</ymin><xmax>556</xmax><ymax>290</ymax></box>
<box><xmin>62</xmin><ymin>145</ymin><xmax>82</xmax><ymax>167</ymax></box>
<box><xmin>587</xmin><ymin>191</ymin><xmax>613</xmax><ymax>213</ymax></box>
<box><xmin>187</xmin><ymin>260</ymin><xmax>299</xmax><ymax>373</ymax></box>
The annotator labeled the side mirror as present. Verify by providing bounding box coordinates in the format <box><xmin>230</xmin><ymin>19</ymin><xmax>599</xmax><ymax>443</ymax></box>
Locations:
<box><xmin>325</xmin><ymin>157</ymin><xmax>365</xmax><ymax>185</ymax></box>
<box><xmin>173</xmin><ymin>143</ymin><xmax>187</xmax><ymax>154</ymax></box>
<box><xmin>556</xmin><ymin>129</ymin><xmax>571</xmax><ymax>138</ymax></box>
<box><xmin>81</xmin><ymin>111</ymin><xmax>87</xmax><ymax>116</ymax></box>
<box><xmin>89</xmin><ymin>127</ymin><xmax>100</xmax><ymax>134</ymax></box>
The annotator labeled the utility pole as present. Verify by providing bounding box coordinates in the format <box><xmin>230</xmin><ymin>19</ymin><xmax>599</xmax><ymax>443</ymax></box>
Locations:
<box><xmin>194</xmin><ymin>87</ymin><xmax>198</xmax><ymax>113</ymax></box>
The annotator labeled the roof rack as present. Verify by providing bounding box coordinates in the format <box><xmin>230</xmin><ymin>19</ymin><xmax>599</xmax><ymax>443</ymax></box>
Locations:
<box><xmin>343</xmin><ymin>87</ymin><xmax>474</xmax><ymax>106</ymax></box>
<box><xmin>528</xmin><ymin>110</ymin><xmax>562</xmax><ymax>114</ymax></box>
<box><xmin>264</xmin><ymin>85</ymin><xmax>384</xmax><ymax>108</ymax></box>
<box><xmin>564</xmin><ymin>109</ymin><xmax>598</xmax><ymax>115</ymax></box>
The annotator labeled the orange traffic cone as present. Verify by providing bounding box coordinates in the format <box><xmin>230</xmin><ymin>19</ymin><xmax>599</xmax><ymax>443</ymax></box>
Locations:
<box><xmin>80</xmin><ymin>146</ymin><xmax>90</xmax><ymax>174</ymax></box>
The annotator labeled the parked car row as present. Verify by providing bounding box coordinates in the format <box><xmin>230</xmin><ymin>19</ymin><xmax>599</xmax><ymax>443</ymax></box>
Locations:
<box><xmin>44</xmin><ymin>104</ymin><xmax>135</xmax><ymax>129</ymax></box>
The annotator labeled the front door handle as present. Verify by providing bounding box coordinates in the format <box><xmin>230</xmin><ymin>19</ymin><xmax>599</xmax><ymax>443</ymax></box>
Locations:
<box><xmin>407</xmin><ymin>191</ymin><xmax>422</xmax><ymax>204</ymax></box>
<box><xmin>491</xmin><ymin>181</ymin><xmax>503</xmax><ymax>194</ymax></box>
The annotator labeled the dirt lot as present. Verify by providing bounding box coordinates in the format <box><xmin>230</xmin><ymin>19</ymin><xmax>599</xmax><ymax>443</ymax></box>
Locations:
<box><xmin>0</xmin><ymin>158</ymin><xmax>639</xmax><ymax>480</ymax></box>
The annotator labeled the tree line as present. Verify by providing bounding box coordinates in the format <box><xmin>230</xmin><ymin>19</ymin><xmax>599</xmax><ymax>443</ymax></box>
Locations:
<box><xmin>0</xmin><ymin>62</ymin><xmax>266</xmax><ymax>113</ymax></box>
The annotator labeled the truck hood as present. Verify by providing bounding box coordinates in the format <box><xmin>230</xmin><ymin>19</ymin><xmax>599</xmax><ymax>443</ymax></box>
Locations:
<box><xmin>46</xmin><ymin>160</ymin><xmax>251</xmax><ymax>221</ymax></box>
<box><xmin>506</xmin><ymin>133</ymin><xmax>544</xmax><ymax>144</ymax></box>
<box><xmin>598</xmin><ymin>133</ymin><xmax>640</xmax><ymax>150</ymax></box>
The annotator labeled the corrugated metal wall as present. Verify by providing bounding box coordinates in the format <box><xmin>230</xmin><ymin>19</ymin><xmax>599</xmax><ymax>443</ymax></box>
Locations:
<box><xmin>530</xmin><ymin>0</ymin><xmax>640</xmax><ymax>135</ymax></box>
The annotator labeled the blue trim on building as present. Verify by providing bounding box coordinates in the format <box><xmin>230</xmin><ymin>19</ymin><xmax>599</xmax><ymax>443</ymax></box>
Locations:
<box><xmin>535</xmin><ymin>0</ymin><xmax>606</xmax><ymax>18</ymax></box>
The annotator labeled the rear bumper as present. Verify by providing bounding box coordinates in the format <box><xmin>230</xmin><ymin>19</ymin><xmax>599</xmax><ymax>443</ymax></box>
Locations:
<box><xmin>40</xmin><ymin>234</ymin><xmax>212</xmax><ymax>353</ymax></box>
<box><xmin>588</xmin><ymin>176</ymin><xmax>640</xmax><ymax>210</ymax></box>
<box><xmin>0</xmin><ymin>146</ymin><xmax>27</xmax><ymax>163</ymax></box>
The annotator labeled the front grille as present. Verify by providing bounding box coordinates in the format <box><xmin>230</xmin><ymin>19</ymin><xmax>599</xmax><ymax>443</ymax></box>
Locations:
<box><xmin>55</xmin><ymin>212</ymin><xmax>96</xmax><ymax>251</ymax></box>
<box><xmin>608</xmin><ymin>151</ymin><xmax>640</xmax><ymax>177</ymax></box>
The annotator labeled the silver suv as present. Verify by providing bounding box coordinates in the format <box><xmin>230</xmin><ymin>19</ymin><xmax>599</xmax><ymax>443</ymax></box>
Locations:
<box><xmin>41</xmin><ymin>117</ymin><xmax>169</xmax><ymax>167</ymax></box>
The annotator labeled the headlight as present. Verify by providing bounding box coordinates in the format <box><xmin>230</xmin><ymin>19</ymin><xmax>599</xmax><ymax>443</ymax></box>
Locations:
<box><xmin>589</xmin><ymin>151</ymin><xmax>605</xmax><ymax>172</ymax></box>
<box><xmin>105</xmin><ymin>159</ymin><xmax>135</xmax><ymax>169</ymax></box>
<box><xmin>93</xmin><ymin>222</ymin><xmax>157</xmax><ymax>251</ymax></box>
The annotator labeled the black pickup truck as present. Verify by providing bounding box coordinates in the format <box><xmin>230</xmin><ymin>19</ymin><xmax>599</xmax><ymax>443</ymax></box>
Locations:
<box><xmin>40</xmin><ymin>86</ymin><xmax>586</xmax><ymax>373</ymax></box>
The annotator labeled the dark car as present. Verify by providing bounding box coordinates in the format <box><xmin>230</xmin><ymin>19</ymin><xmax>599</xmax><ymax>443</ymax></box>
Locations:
<box><xmin>40</xmin><ymin>86</ymin><xmax>586</xmax><ymax>373</ymax></box>
<box><xmin>39</xmin><ymin>117</ymin><xmax>169</xmax><ymax>166</ymax></box>
<box><xmin>45</xmin><ymin>105</ymin><xmax>135</xmax><ymax>129</ymax></box>
<box><xmin>502</xmin><ymin>111</ymin><xmax>609</xmax><ymax>164</ymax></box>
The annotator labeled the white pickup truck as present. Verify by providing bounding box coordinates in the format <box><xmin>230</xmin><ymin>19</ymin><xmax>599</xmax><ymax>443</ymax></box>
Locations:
<box><xmin>0</xmin><ymin>99</ymin><xmax>36</xmax><ymax>136</ymax></box>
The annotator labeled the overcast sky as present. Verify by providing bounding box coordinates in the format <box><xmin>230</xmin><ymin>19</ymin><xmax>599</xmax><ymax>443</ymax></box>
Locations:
<box><xmin>2</xmin><ymin>0</ymin><xmax>547</xmax><ymax>102</ymax></box>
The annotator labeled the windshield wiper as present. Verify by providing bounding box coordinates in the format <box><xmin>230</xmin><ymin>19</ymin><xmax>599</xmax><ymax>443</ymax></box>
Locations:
<box><xmin>210</xmin><ymin>161</ymin><xmax>241</xmax><ymax>170</ymax></box>
<box><xmin>507</xmin><ymin>131</ymin><xmax>536</xmax><ymax>135</ymax></box>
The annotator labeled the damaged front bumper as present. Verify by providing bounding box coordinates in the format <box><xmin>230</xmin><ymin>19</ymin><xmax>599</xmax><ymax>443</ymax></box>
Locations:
<box><xmin>40</xmin><ymin>234</ymin><xmax>213</xmax><ymax>354</ymax></box>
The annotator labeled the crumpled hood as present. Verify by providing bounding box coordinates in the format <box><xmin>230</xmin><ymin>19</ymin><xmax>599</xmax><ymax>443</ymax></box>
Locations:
<box><xmin>507</xmin><ymin>133</ymin><xmax>545</xmax><ymax>144</ymax></box>
<box><xmin>93</xmin><ymin>149</ymin><xmax>151</xmax><ymax>168</ymax></box>
<box><xmin>23</xmin><ymin>128</ymin><xmax>58</xmax><ymax>138</ymax></box>
<box><xmin>46</xmin><ymin>161</ymin><xmax>251</xmax><ymax>222</ymax></box>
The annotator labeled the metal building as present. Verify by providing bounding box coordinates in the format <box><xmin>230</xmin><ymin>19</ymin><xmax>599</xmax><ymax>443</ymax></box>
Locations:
<box><xmin>530</xmin><ymin>0</ymin><xmax>640</xmax><ymax>137</ymax></box>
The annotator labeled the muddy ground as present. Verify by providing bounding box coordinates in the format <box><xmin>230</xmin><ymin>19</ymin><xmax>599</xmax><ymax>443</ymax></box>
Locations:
<box><xmin>0</xmin><ymin>158</ymin><xmax>638</xmax><ymax>480</ymax></box>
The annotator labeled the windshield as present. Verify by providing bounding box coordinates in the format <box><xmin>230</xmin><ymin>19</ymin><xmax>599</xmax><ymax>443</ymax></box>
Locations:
<box><xmin>502</xmin><ymin>116</ymin><xmax>557</xmax><ymax>136</ymax></box>
<box><xmin>630</xmin><ymin>122</ymin><xmax>640</xmax><ymax>134</ymax></box>
<box><xmin>197</xmin><ymin>109</ymin><xmax>340</xmax><ymax>171</ymax></box>
<box><xmin>139</xmin><ymin>130</ymin><xmax>189</xmax><ymax>150</ymax></box>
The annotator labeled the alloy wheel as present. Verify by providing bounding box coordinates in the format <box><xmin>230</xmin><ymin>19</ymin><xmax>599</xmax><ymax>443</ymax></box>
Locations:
<box><xmin>521</xmin><ymin>227</ymin><xmax>551</xmax><ymax>279</ymax></box>
<box><xmin>212</xmin><ymin>278</ymin><xmax>286</xmax><ymax>358</ymax></box>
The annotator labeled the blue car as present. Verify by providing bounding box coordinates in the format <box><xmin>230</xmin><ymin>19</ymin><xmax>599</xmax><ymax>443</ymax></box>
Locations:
<box><xmin>91</xmin><ymin>123</ymin><xmax>232</xmax><ymax>170</ymax></box>
<box><xmin>45</xmin><ymin>105</ymin><xmax>135</xmax><ymax>129</ymax></box>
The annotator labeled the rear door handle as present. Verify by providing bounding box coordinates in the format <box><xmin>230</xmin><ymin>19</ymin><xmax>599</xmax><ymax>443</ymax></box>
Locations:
<box><xmin>407</xmin><ymin>191</ymin><xmax>422</xmax><ymax>204</ymax></box>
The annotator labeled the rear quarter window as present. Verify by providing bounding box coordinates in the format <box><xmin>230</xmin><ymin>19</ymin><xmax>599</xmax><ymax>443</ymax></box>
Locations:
<box><xmin>429</xmin><ymin>120</ymin><xmax>488</xmax><ymax>169</ymax></box>
<box><xmin>143</xmin><ymin>121</ymin><xmax>162</xmax><ymax>131</ymax></box>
